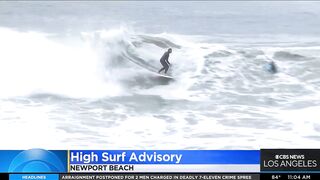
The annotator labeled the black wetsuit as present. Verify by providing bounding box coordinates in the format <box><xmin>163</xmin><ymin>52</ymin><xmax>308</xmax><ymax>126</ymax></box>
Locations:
<box><xmin>158</xmin><ymin>51</ymin><xmax>170</xmax><ymax>74</ymax></box>
<box><xmin>269</xmin><ymin>61</ymin><xmax>277</xmax><ymax>73</ymax></box>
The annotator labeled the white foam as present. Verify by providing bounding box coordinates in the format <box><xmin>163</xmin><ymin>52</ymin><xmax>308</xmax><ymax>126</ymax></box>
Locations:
<box><xmin>0</xmin><ymin>27</ymin><xmax>123</xmax><ymax>99</ymax></box>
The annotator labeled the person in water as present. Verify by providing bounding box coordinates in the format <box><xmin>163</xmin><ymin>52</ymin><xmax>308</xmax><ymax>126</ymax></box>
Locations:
<box><xmin>158</xmin><ymin>48</ymin><xmax>172</xmax><ymax>74</ymax></box>
<box><xmin>268</xmin><ymin>61</ymin><xmax>277</xmax><ymax>73</ymax></box>
<box><xmin>264</xmin><ymin>56</ymin><xmax>278</xmax><ymax>74</ymax></box>
<box><xmin>265</xmin><ymin>60</ymin><xmax>277</xmax><ymax>74</ymax></box>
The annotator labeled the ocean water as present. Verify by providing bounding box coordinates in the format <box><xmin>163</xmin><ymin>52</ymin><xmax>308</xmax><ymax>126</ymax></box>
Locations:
<box><xmin>0</xmin><ymin>1</ymin><xmax>320</xmax><ymax>149</ymax></box>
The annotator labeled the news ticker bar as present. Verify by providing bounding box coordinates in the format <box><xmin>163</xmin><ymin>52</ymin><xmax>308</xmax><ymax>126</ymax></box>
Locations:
<box><xmin>1</xmin><ymin>149</ymin><xmax>320</xmax><ymax>173</ymax></box>
<box><xmin>2</xmin><ymin>173</ymin><xmax>320</xmax><ymax>180</ymax></box>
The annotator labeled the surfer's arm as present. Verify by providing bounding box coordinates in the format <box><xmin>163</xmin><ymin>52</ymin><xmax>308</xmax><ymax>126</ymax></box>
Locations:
<box><xmin>165</xmin><ymin>55</ymin><xmax>170</xmax><ymax>65</ymax></box>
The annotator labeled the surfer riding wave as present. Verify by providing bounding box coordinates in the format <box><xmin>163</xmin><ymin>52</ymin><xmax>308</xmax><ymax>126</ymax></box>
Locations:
<box><xmin>158</xmin><ymin>48</ymin><xmax>172</xmax><ymax>74</ymax></box>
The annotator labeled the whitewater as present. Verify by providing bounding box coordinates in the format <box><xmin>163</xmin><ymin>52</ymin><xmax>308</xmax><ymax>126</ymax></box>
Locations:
<box><xmin>0</xmin><ymin>1</ymin><xmax>320</xmax><ymax>149</ymax></box>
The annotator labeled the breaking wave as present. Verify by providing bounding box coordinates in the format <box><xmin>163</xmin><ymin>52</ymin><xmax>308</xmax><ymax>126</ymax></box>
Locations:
<box><xmin>0</xmin><ymin>26</ymin><xmax>320</xmax><ymax>103</ymax></box>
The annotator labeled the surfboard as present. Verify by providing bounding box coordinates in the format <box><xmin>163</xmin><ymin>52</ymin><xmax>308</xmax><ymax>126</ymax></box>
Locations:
<box><xmin>152</xmin><ymin>71</ymin><xmax>174</xmax><ymax>79</ymax></box>
<box><xmin>139</xmin><ymin>65</ymin><xmax>174</xmax><ymax>79</ymax></box>
<box><xmin>123</xmin><ymin>53</ymin><xmax>174</xmax><ymax>79</ymax></box>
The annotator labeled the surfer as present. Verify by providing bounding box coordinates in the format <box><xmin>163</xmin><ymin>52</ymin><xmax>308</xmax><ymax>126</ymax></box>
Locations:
<box><xmin>268</xmin><ymin>61</ymin><xmax>277</xmax><ymax>73</ymax></box>
<box><xmin>265</xmin><ymin>59</ymin><xmax>277</xmax><ymax>73</ymax></box>
<box><xmin>158</xmin><ymin>48</ymin><xmax>172</xmax><ymax>74</ymax></box>
<box><xmin>264</xmin><ymin>56</ymin><xmax>277</xmax><ymax>73</ymax></box>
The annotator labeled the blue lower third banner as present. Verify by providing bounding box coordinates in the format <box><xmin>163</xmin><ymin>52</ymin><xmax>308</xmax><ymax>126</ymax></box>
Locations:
<box><xmin>0</xmin><ymin>149</ymin><xmax>259</xmax><ymax>173</ymax></box>
<box><xmin>69</xmin><ymin>150</ymin><xmax>260</xmax><ymax>172</ymax></box>
<box><xmin>0</xmin><ymin>149</ymin><xmax>67</xmax><ymax>173</ymax></box>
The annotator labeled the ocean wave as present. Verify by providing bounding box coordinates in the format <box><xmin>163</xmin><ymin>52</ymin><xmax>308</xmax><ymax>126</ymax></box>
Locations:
<box><xmin>0</xmin><ymin>26</ymin><xmax>320</xmax><ymax>104</ymax></box>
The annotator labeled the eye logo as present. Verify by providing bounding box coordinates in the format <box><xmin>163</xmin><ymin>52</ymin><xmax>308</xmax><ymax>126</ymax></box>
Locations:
<box><xmin>8</xmin><ymin>149</ymin><xmax>66</xmax><ymax>173</ymax></box>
